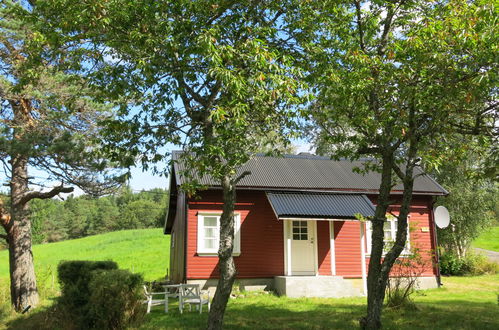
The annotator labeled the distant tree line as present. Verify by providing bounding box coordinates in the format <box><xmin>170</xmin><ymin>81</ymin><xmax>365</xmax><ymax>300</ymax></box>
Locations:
<box><xmin>0</xmin><ymin>187</ymin><xmax>168</xmax><ymax>248</ymax></box>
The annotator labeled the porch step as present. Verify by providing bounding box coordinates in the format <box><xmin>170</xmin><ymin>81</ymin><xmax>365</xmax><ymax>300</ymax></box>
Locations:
<box><xmin>274</xmin><ymin>276</ymin><xmax>363</xmax><ymax>298</ymax></box>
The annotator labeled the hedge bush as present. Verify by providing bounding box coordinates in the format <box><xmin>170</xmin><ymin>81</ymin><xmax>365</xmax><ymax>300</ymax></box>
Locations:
<box><xmin>440</xmin><ymin>252</ymin><xmax>499</xmax><ymax>276</ymax></box>
<box><xmin>440</xmin><ymin>253</ymin><xmax>465</xmax><ymax>275</ymax></box>
<box><xmin>58</xmin><ymin>260</ymin><xmax>118</xmax><ymax>324</ymax></box>
<box><xmin>57</xmin><ymin>260</ymin><xmax>144</xmax><ymax>329</ymax></box>
<box><xmin>88</xmin><ymin>270</ymin><xmax>144</xmax><ymax>330</ymax></box>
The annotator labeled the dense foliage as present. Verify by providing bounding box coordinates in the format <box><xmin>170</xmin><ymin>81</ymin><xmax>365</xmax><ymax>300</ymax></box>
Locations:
<box><xmin>439</xmin><ymin>251</ymin><xmax>498</xmax><ymax>276</ymax></box>
<box><xmin>27</xmin><ymin>187</ymin><xmax>168</xmax><ymax>245</ymax></box>
<box><xmin>87</xmin><ymin>269</ymin><xmax>145</xmax><ymax>330</ymax></box>
<box><xmin>290</xmin><ymin>0</ymin><xmax>497</xmax><ymax>328</ymax></box>
<box><xmin>431</xmin><ymin>143</ymin><xmax>498</xmax><ymax>259</ymax></box>
<box><xmin>57</xmin><ymin>260</ymin><xmax>144</xmax><ymax>329</ymax></box>
<box><xmin>42</xmin><ymin>1</ymin><xmax>304</xmax><ymax>328</ymax></box>
<box><xmin>58</xmin><ymin>260</ymin><xmax>119</xmax><ymax>307</ymax></box>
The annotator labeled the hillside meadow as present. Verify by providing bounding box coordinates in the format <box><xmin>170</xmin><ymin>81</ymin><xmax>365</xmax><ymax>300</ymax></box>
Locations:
<box><xmin>0</xmin><ymin>228</ymin><xmax>170</xmax><ymax>295</ymax></box>
<box><xmin>473</xmin><ymin>226</ymin><xmax>499</xmax><ymax>252</ymax></box>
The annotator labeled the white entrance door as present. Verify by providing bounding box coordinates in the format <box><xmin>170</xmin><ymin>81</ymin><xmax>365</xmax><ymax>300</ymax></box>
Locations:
<box><xmin>290</xmin><ymin>220</ymin><xmax>316</xmax><ymax>275</ymax></box>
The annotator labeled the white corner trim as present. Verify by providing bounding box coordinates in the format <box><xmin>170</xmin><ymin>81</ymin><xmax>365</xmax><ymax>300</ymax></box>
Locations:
<box><xmin>313</xmin><ymin>220</ymin><xmax>319</xmax><ymax>276</ymax></box>
<box><xmin>330</xmin><ymin>221</ymin><xmax>336</xmax><ymax>275</ymax></box>
<box><xmin>283</xmin><ymin>221</ymin><xmax>291</xmax><ymax>276</ymax></box>
<box><xmin>360</xmin><ymin>222</ymin><xmax>367</xmax><ymax>295</ymax></box>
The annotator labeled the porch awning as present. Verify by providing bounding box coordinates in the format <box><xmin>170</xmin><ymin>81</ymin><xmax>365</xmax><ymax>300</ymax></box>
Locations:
<box><xmin>266</xmin><ymin>192</ymin><xmax>376</xmax><ymax>220</ymax></box>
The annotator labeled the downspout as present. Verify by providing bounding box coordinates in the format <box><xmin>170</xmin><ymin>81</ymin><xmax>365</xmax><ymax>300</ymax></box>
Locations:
<box><xmin>430</xmin><ymin>197</ymin><xmax>442</xmax><ymax>287</ymax></box>
<box><xmin>183</xmin><ymin>193</ymin><xmax>188</xmax><ymax>284</ymax></box>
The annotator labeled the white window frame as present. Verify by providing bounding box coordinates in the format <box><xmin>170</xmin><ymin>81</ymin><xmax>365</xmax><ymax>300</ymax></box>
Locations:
<box><xmin>366</xmin><ymin>215</ymin><xmax>410</xmax><ymax>256</ymax></box>
<box><xmin>197</xmin><ymin>212</ymin><xmax>241</xmax><ymax>256</ymax></box>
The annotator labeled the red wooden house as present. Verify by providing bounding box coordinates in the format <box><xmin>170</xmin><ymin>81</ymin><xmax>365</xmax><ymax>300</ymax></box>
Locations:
<box><xmin>164</xmin><ymin>152</ymin><xmax>448</xmax><ymax>297</ymax></box>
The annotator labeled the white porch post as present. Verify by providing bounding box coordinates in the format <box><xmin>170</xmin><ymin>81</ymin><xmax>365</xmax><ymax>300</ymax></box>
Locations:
<box><xmin>360</xmin><ymin>221</ymin><xmax>367</xmax><ymax>295</ymax></box>
<box><xmin>284</xmin><ymin>221</ymin><xmax>292</xmax><ymax>276</ymax></box>
<box><xmin>329</xmin><ymin>221</ymin><xmax>336</xmax><ymax>275</ymax></box>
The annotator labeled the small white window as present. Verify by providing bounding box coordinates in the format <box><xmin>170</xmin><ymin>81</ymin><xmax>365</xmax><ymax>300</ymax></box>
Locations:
<box><xmin>292</xmin><ymin>221</ymin><xmax>308</xmax><ymax>240</ymax></box>
<box><xmin>197</xmin><ymin>213</ymin><xmax>241</xmax><ymax>256</ymax></box>
<box><xmin>366</xmin><ymin>215</ymin><xmax>410</xmax><ymax>255</ymax></box>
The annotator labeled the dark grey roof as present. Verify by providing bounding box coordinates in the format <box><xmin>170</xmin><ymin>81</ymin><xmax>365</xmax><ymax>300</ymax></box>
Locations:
<box><xmin>172</xmin><ymin>151</ymin><xmax>448</xmax><ymax>195</ymax></box>
<box><xmin>267</xmin><ymin>192</ymin><xmax>376</xmax><ymax>219</ymax></box>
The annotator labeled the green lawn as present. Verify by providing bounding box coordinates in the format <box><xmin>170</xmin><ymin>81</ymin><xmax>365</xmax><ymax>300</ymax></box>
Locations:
<box><xmin>140</xmin><ymin>275</ymin><xmax>499</xmax><ymax>330</ymax></box>
<box><xmin>473</xmin><ymin>227</ymin><xmax>499</xmax><ymax>252</ymax></box>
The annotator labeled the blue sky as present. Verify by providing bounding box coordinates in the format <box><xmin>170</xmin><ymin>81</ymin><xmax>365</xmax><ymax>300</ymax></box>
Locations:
<box><xmin>127</xmin><ymin>141</ymin><xmax>313</xmax><ymax>192</ymax></box>
<box><xmin>0</xmin><ymin>142</ymin><xmax>313</xmax><ymax>196</ymax></box>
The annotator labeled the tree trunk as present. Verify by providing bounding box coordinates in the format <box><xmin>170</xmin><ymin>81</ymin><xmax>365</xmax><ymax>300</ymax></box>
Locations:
<box><xmin>361</xmin><ymin>139</ymin><xmax>417</xmax><ymax>329</ymax></box>
<box><xmin>206</xmin><ymin>174</ymin><xmax>237</xmax><ymax>330</ymax></box>
<box><xmin>8</xmin><ymin>154</ymin><xmax>39</xmax><ymax>311</ymax></box>
<box><xmin>360</xmin><ymin>152</ymin><xmax>393</xmax><ymax>330</ymax></box>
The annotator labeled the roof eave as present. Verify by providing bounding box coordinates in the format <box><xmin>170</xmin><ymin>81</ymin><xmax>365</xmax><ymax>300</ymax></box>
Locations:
<box><xmin>163</xmin><ymin>165</ymin><xmax>177</xmax><ymax>235</ymax></box>
<box><xmin>278</xmin><ymin>215</ymin><xmax>366</xmax><ymax>220</ymax></box>
<box><xmin>198</xmin><ymin>185</ymin><xmax>448</xmax><ymax>196</ymax></box>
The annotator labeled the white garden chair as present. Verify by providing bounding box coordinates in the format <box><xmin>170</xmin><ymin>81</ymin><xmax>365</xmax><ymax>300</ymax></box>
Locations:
<box><xmin>143</xmin><ymin>285</ymin><xmax>168</xmax><ymax>313</ymax></box>
<box><xmin>179</xmin><ymin>284</ymin><xmax>210</xmax><ymax>314</ymax></box>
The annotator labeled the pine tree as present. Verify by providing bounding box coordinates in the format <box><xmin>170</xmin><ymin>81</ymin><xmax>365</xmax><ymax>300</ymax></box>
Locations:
<box><xmin>0</xmin><ymin>1</ymin><xmax>123</xmax><ymax>311</ymax></box>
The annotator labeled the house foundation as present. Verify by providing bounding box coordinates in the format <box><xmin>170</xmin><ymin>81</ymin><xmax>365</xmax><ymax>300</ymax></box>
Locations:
<box><xmin>187</xmin><ymin>278</ymin><xmax>274</xmax><ymax>296</ymax></box>
<box><xmin>187</xmin><ymin>275</ymin><xmax>439</xmax><ymax>298</ymax></box>
<box><xmin>274</xmin><ymin>276</ymin><xmax>363</xmax><ymax>298</ymax></box>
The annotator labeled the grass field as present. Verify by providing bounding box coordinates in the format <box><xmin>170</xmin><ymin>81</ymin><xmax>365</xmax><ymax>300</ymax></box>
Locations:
<box><xmin>473</xmin><ymin>227</ymin><xmax>499</xmax><ymax>252</ymax></box>
<box><xmin>8</xmin><ymin>274</ymin><xmax>497</xmax><ymax>329</ymax></box>
<box><xmin>139</xmin><ymin>274</ymin><xmax>499</xmax><ymax>330</ymax></box>
<box><xmin>1</xmin><ymin>229</ymin><xmax>498</xmax><ymax>329</ymax></box>
<box><xmin>0</xmin><ymin>228</ymin><xmax>170</xmax><ymax>292</ymax></box>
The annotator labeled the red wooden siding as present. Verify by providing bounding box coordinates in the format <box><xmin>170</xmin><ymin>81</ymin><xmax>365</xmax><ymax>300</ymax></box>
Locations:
<box><xmin>389</xmin><ymin>206</ymin><xmax>437</xmax><ymax>276</ymax></box>
<box><xmin>363</xmin><ymin>196</ymin><xmax>437</xmax><ymax>277</ymax></box>
<box><xmin>317</xmin><ymin>221</ymin><xmax>332</xmax><ymax>275</ymax></box>
<box><xmin>334</xmin><ymin>221</ymin><xmax>363</xmax><ymax>278</ymax></box>
<box><xmin>186</xmin><ymin>190</ymin><xmax>284</xmax><ymax>279</ymax></box>
<box><xmin>182</xmin><ymin>190</ymin><xmax>436</xmax><ymax>279</ymax></box>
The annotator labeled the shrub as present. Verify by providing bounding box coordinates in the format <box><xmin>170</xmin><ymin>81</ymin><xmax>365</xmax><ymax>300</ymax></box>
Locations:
<box><xmin>385</xmin><ymin>248</ymin><xmax>430</xmax><ymax>309</ymax></box>
<box><xmin>440</xmin><ymin>251</ymin><xmax>498</xmax><ymax>276</ymax></box>
<box><xmin>58</xmin><ymin>260</ymin><xmax>118</xmax><ymax>295</ymax></box>
<box><xmin>57</xmin><ymin>261</ymin><xmax>144</xmax><ymax>329</ymax></box>
<box><xmin>440</xmin><ymin>252</ymin><xmax>465</xmax><ymax>275</ymax></box>
<box><xmin>461</xmin><ymin>253</ymin><xmax>499</xmax><ymax>275</ymax></box>
<box><xmin>87</xmin><ymin>270</ymin><xmax>145</xmax><ymax>330</ymax></box>
<box><xmin>57</xmin><ymin>261</ymin><xmax>119</xmax><ymax>329</ymax></box>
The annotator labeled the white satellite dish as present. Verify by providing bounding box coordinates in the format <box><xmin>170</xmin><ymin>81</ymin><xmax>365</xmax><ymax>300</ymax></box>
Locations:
<box><xmin>434</xmin><ymin>206</ymin><xmax>450</xmax><ymax>229</ymax></box>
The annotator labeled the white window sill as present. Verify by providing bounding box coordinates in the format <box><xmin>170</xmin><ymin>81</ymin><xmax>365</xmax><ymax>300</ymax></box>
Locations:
<box><xmin>366</xmin><ymin>251</ymin><xmax>411</xmax><ymax>258</ymax></box>
<box><xmin>196</xmin><ymin>252</ymin><xmax>241</xmax><ymax>257</ymax></box>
